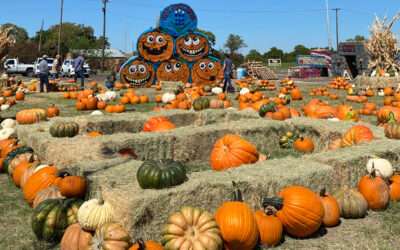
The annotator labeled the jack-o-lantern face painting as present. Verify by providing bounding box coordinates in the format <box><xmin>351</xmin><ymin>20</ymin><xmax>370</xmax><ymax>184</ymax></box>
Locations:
<box><xmin>176</xmin><ymin>32</ymin><xmax>210</xmax><ymax>62</ymax></box>
<box><xmin>120</xmin><ymin>58</ymin><xmax>156</xmax><ymax>88</ymax></box>
<box><xmin>191</xmin><ymin>57</ymin><xmax>224</xmax><ymax>86</ymax></box>
<box><xmin>156</xmin><ymin>58</ymin><xmax>190</xmax><ymax>83</ymax></box>
<box><xmin>137</xmin><ymin>29</ymin><xmax>174</xmax><ymax>63</ymax></box>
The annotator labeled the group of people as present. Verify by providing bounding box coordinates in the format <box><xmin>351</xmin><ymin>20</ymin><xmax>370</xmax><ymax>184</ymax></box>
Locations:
<box><xmin>38</xmin><ymin>53</ymin><xmax>86</xmax><ymax>92</ymax></box>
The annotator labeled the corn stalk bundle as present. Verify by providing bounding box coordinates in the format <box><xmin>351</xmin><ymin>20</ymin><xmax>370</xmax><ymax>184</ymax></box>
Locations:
<box><xmin>365</xmin><ymin>13</ymin><xmax>400</xmax><ymax>72</ymax></box>
<box><xmin>0</xmin><ymin>27</ymin><xmax>15</xmax><ymax>73</ymax></box>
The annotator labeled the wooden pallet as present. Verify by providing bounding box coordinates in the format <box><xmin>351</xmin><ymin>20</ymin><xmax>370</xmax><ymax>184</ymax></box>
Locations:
<box><xmin>241</xmin><ymin>61</ymin><xmax>278</xmax><ymax>80</ymax></box>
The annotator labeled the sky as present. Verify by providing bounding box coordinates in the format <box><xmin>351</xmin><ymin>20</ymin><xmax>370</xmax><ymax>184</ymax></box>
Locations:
<box><xmin>1</xmin><ymin>0</ymin><xmax>399</xmax><ymax>55</ymax></box>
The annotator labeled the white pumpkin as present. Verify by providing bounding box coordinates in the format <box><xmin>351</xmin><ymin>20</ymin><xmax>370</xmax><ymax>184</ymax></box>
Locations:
<box><xmin>1</xmin><ymin>104</ymin><xmax>10</xmax><ymax>111</ymax></box>
<box><xmin>162</xmin><ymin>92</ymin><xmax>176</xmax><ymax>104</ymax></box>
<box><xmin>33</xmin><ymin>165</ymin><xmax>51</xmax><ymax>173</ymax></box>
<box><xmin>1</xmin><ymin>118</ymin><xmax>16</xmax><ymax>129</ymax></box>
<box><xmin>211</xmin><ymin>87</ymin><xmax>223</xmax><ymax>95</ymax></box>
<box><xmin>383</xmin><ymin>73</ymin><xmax>390</xmax><ymax>77</ymax></box>
<box><xmin>90</xmin><ymin>110</ymin><xmax>103</xmax><ymax>115</ymax></box>
<box><xmin>370</xmin><ymin>70</ymin><xmax>377</xmax><ymax>77</ymax></box>
<box><xmin>105</xmin><ymin>91</ymin><xmax>117</xmax><ymax>100</ymax></box>
<box><xmin>366</xmin><ymin>157</ymin><xmax>393</xmax><ymax>180</ymax></box>
<box><xmin>78</xmin><ymin>198</ymin><xmax>115</xmax><ymax>231</ymax></box>
<box><xmin>0</xmin><ymin>128</ymin><xmax>16</xmax><ymax>140</ymax></box>
<box><xmin>96</xmin><ymin>93</ymin><xmax>109</xmax><ymax>101</ymax></box>
<box><xmin>378</xmin><ymin>89</ymin><xmax>385</xmax><ymax>96</ymax></box>
<box><xmin>240</xmin><ymin>88</ymin><xmax>250</xmax><ymax>96</ymax></box>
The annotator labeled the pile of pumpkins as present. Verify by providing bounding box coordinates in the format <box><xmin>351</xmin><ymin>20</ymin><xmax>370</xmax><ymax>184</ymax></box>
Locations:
<box><xmin>326</xmin><ymin>76</ymin><xmax>350</xmax><ymax>89</ymax></box>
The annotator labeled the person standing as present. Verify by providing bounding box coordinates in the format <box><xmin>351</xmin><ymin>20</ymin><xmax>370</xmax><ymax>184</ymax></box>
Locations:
<box><xmin>105</xmin><ymin>71</ymin><xmax>116</xmax><ymax>90</ymax></box>
<box><xmin>51</xmin><ymin>54</ymin><xmax>61</xmax><ymax>80</ymax></box>
<box><xmin>74</xmin><ymin>53</ymin><xmax>85</xmax><ymax>87</ymax></box>
<box><xmin>222</xmin><ymin>54</ymin><xmax>234</xmax><ymax>93</ymax></box>
<box><xmin>38</xmin><ymin>55</ymin><xmax>50</xmax><ymax>93</ymax></box>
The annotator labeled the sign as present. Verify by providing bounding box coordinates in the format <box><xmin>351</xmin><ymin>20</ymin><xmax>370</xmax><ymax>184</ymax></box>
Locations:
<box><xmin>296</xmin><ymin>55</ymin><xmax>327</xmax><ymax>68</ymax></box>
<box><xmin>158</xmin><ymin>3</ymin><xmax>197</xmax><ymax>37</ymax></box>
<box><xmin>343</xmin><ymin>44</ymin><xmax>356</xmax><ymax>52</ymax></box>
<box><xmin>268</xmin><ymin>58</ymin><xmax>281</xmax><ymax>66</ymax></box>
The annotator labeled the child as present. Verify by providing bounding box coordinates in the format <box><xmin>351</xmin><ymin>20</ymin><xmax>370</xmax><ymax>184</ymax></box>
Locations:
<box><xmin>105</xmin><ymin>71</ymin><xmax>116</xmax><ymax>90</ymax></box>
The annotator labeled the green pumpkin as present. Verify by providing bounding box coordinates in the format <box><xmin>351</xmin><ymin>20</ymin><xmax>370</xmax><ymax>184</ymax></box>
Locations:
<box><xmin>3</xmin><ymin>146</ymin><xmax>33</xmax><ymax>174</ymax></box>
<box><xmin>32</xmin><ymin>198</ymin><xmax>83</xmax><ymax>242</ymax></box>
<box><xmin>258</xmin><ymin>102</ymin><xmax>277</xmax><ymax>117</ymax></box>
<box><xmin>173</xmin><ymin>85</ymin><xmax>184</xmax><ymax>95</ymax></box>
<box><xmin>192</xmin><ymin>97</ymin><xmax>210</xmax><ymax>111</ymax></box>
<box><xmin>137</xmin><ymin>159</ymin><xmax>188</xmax><ymax>189</ymax></box>
<box><xmin>204</xmin><ymin>86</ymin><xmax>212</xmax><ymax>92</ymax></box>
<box><xmin>280</xmin><ymin>94</ymin><xmax>291</xmax><ymax>104</ymax></box>
<box><xmin>279</xmin><ymin>132</ymin><xmax>300</xmax><ymax>149</ymax></box>
<box><xmin>50</xmin><ymin>122</ymin><xmax>80</xmax><ymax>138</ymax></box>
<box><xmin>249</xmin><ymin>85</ymin><xmax>260</xmax><ymax>93</ymax></box>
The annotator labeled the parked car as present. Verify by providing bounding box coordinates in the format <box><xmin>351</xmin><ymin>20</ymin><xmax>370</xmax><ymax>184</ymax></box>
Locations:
<box><xmin>34</xmin><ymin>57</ymin><xmax>55</xmax><ymax>76</ymax></box>
<box><xmin>3</xmin><ymin>58</ymin><xmax>35</xmax><ymax>77</ymax></box>
<box><xmin>61</xmin><ymin>59</ymin><xmax>90</xmax><ymax>78</ymax></box>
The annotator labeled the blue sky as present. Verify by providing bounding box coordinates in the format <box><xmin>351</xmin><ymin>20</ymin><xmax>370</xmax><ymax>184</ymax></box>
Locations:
<box><xmin>1</xmin><ymin>0</ymin><xmax>399</xmax><ymax>54</ymax></box>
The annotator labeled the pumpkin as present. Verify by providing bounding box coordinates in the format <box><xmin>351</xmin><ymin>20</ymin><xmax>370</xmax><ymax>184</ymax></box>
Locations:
<box><xmin>137</xmin><ymin>29</ymin><xmax>175</xmax><ymax>63</ymax></box>
<box><xmin>50</xmin><ymin>122</ymin><xmax>79</xmax><ymax>138</ymax></box>
<box><xmin>33</xmin><ymin>185</ymin><xmax>63</xmax><ymax>209</ymax></box>
<box><xmin>3</xmin><ymin>146</ymin><xmax>34</xmax><ymax>174</ymax></box>
<box><xmin>130</xmin><ymin>239</ymin><xmax>163</xmax><ymax>250</ymax></box>
<box><xmin>58</xmin><ymin>169</ymin><xmax>87</xmax><ymax>198</ymax></box>
<box><xmin>156</xmin><ymin>58</ymin><xmax>191</xmax><ymax>83</ymax></box>
<box><xmin>363</xmin><ymin>102</ymin><xmax>376</xmax><ymax>111</ymax></box>
<box><xmin>87</xmin><ymin>222</ymin><xmax>130</xmax><ymax>250</ymax></box>
<box><xmin>279</xmin><ymin>131</ymin><xmax>299</xmax><ymax>149</ymax></box>
<box><xmin>384</xmin><ymin>121</ymin><xmax>400</xmax><ymax>139</ymax></box>
<box><xmin>332</xmin><ymin>188</ymin><xmax>368</xmax><ymax>218</ymax></box>
<box><xmin>210</xmin><ymin>99</ymin><xmax>224</xmax><ymax>109</ymax></box>
<box><xmin>76</xmin><ymin>100</ymin><xmax>86</xmax><ymax>111</ymax></box>
<box><xmin>142</xmin><ymin>116</ymin><xmax>170</xmax><ymax>132</ymax></box>
<box><xmin>377</xmin><ymin>106</ymin><xmax>400</xmax><ymax>122</ymax></box>
<box><xmin>384</xmin><ymin>87</ymin><xmax>393</xmax><ymax>96</ymax></box>
<box><xmin>7</xmin><ymin>151</ymin><xmax>38</xmax><ymax>176</ymax></box>
<box><xmin>330</xmin><ymin>93</ymin><xmax>338</xmax><ymax>100</ymax></box>
<box><xmin>329</xmin><ymin>138</ymin><xmax>343</xmax><ymax>150</ymax></box>
<box><xmin>263</xmin><ymin>186</ymin><xmax>324</xmax><ymax>238</ymax></box>
<box><xmin>366</xmin><ymin>157</ymin><xmax>393</xmax><ymax>180</ymax></box>
<box><xmin>118</xmin><ymin>148</ymin><xmax>138</xmax><ymax>159</ymax></box>
<box><xmin>258</xmin><ymin>102</ymin><xmax>277</xmax><ymax>117</ymax></box>
<box><xmin>192</xmin><ymin>97</ymin><xmax>210</xmax><ymax>111</ymax></box>
<box><xmin>12</xmin><ymin>155</ymin><xmax>40</xmax><ymax>187</ymax></box>
<box><xmin>151</xmin><ymin>121</ymin><xmax>175</xmax><ymax>132</ymax></box>
<box><xmin>358</xmin><ymin>167</ymin><xmax>390</xmax><ymax>210</ymax></box>
<box><xmin>317</xmin><ymin>188</ymin><xmax>340</xmax><ymax>227</ymax></box>
<box><xmin>1</xmin><ymin>139</ymin><xmax>24</xmax><ymax>159</ymax></box>
<box><xmin>137</xmin><ymin>159</ymin><xmax>187</xmax><ymax>189</ymax></box>
<box><xmin>61</xmin><ymin>223</ymin><xmax>93</xmax><ymax>250</ymax></box>
<box><xmin>15</xmin><ymin>91</ymin><xmax>24</xmax><ymax>100</ymax></box>
<box><xmin>293</xmin><ymin>137</ymin><xmax>314</xmax><ymax>152</ymax></box>
<box><xmin>113</xmin><ymin>103</ymin><xmax>126</xmax><ymax>113</ymax></box>
<box><xmin>175</xmin><ymin>32</ymin><xmax>210</xmax><ymax>62</ymax></box>
<box><xmin>290</xmin><ymin>87</ymin><xmax>303</xmax><ymax>100</ymax></box>
<box><xmin>341</xmin><ymin>125</ymin><xmax>375</xmax><ymax>147</ymax></box>
<box><xmin>46</xmin><ymin>104</ymin><xmax>60</xmax><ymax>118</ymax></box>
<box><xmin>120</xmin><ymin>57</ymin><xmax>156</xmax><ymax>87</ymax></box>
<box><xmin>254</xmin><ymin>206</ymin><xmax>283</xmax><ymax>247</ymax></box>
<box><xmin>336</xmin><ymin>104</ymin><xmax>358</xmax><ymax>122</ymax></box>
<box><xmin>162</xmin><ymin>93</ymin><xmax>176</xmax><ymax>104</ymax></box>
<box><xmin>162</xmin><ymin>206</ymin><xmax>222</xmax><ymax>250</ymax></box>
<box><xmin>20</xmin><ymin>164</ymin><xmax>41</xmax><ymax>188</ymax></box>
<box><xmin>32</xmin><ymin>198</ymin><xmax>83</xmax><ymax>242</ymax></box>
<box><xmin>16</xmin><ymin>109</ymin><xmax>47</xmax><ymax>124</ymax></box>
<box><xmin>77</xmin><ymin>197</ymin><xmax>116</xmax><ymax>231</ymax></box>
<box><xmin>210</xmin><ymin>134</ymin><xmax>259</xmax><ymax>171</ymax></box>
<box><xmin>1</xmin><ymin>119</ymin><xmax>16</xmax><ymax>129</ymax></box>
<box><xmin>389</xmin><ymin>173</ymin><xmax>400</xmax><ymax>201</ymax></box>
<box><xmin>215</xmin><ymin>183</ymin><xmax>258</xmax><ymax>250</ymax></box>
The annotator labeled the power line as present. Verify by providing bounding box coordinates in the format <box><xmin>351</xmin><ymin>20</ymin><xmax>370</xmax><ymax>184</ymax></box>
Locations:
<box><xmin>102</xmin><ymin>0</ymin><xmax>108</xmax><ymax>73</ymax></box>
<box><xmin>332</xmin><ymin>8</ymin><xmax>341</xmax><ymax>50</ymax></box>
<box><xmin>58</xmin><ymin>0</ymin><xmax>64</xmax><ymax>56</ymax></box>
<box><xmin>325</xmin><ymin>0</ymin><xmax>332</xmax><ymax>50</ymax></box>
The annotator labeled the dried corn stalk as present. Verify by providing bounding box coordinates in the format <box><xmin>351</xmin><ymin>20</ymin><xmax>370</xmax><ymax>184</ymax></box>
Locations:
<box><xmin>365</xmin><ymin>13</ymin><xmax>400</xmax><ymax>72</ymax></box>
<box><xmin>0</xmin><ymin>26</ymin><xmax>15</xmax><ymax>73</ymax></box>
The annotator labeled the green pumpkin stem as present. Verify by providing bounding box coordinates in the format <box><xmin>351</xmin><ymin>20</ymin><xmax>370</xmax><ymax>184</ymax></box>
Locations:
<box><xmin>232</xmin><ymin>181</ymin><xmax>243</xmax><ymax>202</ymax></box>
<box><xmin>137</xmin><ymin>239</ymin><xmax>146</xmax><ymax>250</ymax></box>
<box><xmin>387</xmin><ymin>111</ymin><xmax>396</xmax><ymax>123</ymax></box>
<box><xmin>319</xmin><ymin>188</ymin><xmax>327</xmax><ymax>197</ymax></box>
<box><xmin>262</xmin><ymin>197</ymin><xmax>284</xmax><ymax>210</ymax></box>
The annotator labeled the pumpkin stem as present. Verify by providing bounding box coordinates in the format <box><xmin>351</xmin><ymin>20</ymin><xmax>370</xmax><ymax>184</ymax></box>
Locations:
<box><xmin>97</xmin><ymin>191</ymin><xmax>105</xmax><ymax>205</ymax></box>
<box><xmin>28</xmin><ymin>153</ymin><xmax>36</xmax><ymax>163</ymax></box>
<box><xmin>12</xmin><ymin>139</ymin><xmax>19</xmax><ymax>146</ymax></box>
<box><xmin>262</xmin><ymin>197</ymin><xmax>284</xmax><ymax>210</ymax></box>
<box><xmin>232</xmin><ymin>181</ymin><xmax>243</xmax><ymax>202</ymax></box>
<box><xmin>263</xmin><ymin>205</ymin><xmax>277</xmax><ymax>216</ymax></box>
<box><xmin>319</xmin><ymin>188</ymin><xmax>327</xmax><ymax>197</ymax></box>
<box><xmin>137</xmin><ymin>239</ymin><xmax>146</xmax><ymax>250</ymax></box>
<box><xmin>55</xmin><ymin>168</ymin><xmax>74</xmax><ymax>178</ymax></box>
<box><xmin>370</xmin><ymin>163</ymin><xmax>377</xmax><ymax>178</ymax></box>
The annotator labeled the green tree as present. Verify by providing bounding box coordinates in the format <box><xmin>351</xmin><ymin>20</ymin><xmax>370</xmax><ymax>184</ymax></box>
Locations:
<box><xmin>346</xmin><ymin>35</ymin><xmax>366</xmax><ymax>41</ymax></box>
<box><xmin>31</xmin><ymin>22</ymin><xmax>109</xmax><ymax>58</ymax></box>
<box><xmin>195</xmin><ymin>28</ymin><xmax>216</xmax><ymax>46</ymax></box>
<box><xmin>245</xmin><ymin>49</ymin><xmax>263</xmax><ymax>62</ymax></box>
<box><xmin>263</xmin><ymin>47</ymin><xmax>284</xmax><ymax>61</ymax></box>
<box><xmin>8</xmin><ymin>42</ymin><xmax>40</xmax><ymax>63</ymax></box>
<box><xmin>224</xmin><ymin>34</ymin><xmax>247</xmax><ymax>54</ymax></box>
<box><xmin>231</xmin><ymin>52</ymin><xmax>244</xmax><ymax>67</ymax></box>
<box><xmin>285</xmin><ymin>44</ymin><xmax>311</xmax><ymax>62</ymax></box>
<box><xmin>0</xmin><ymin>23</ymin><xmax>29</xmax><ymax>42</ymax></box>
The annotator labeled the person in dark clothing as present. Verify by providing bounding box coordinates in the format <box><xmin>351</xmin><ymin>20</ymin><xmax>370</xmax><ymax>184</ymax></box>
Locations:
<box><xmin>105</xmin><ymin>71</ymin><xmax>116</xmax><ymax>90</ymax></box>
<box><xmin>74</xmin><ymin>53</ymin><xmax>85</xmax><ymax>86</ymax></box>
<box><xmin>38</xmin><ymin>55</ymin><xmax>50</xmax><ymax>93</ymax></box>
<box><xmin>222</xmin><ymin>54</ymin><xmax>234</xmax><ymax>93</ymax></box>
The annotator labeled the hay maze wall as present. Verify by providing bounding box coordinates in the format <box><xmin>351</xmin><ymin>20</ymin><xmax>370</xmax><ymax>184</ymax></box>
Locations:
<box><xmin>16</xmin><ymin>109</ymin><xmax>400</xmax><ymax>240</ymax></box>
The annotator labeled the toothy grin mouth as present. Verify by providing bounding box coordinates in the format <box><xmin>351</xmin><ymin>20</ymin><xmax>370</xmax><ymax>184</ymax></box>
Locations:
<box><xmin>143</xmin><ymin>43</ymin><xmax>168</xmax><ymax>55</ymax></box>
<box><xmin>124</xmin><ymin>72</ymin><xmax>152</xmax><ymax>86</ymax></box>
<box><xmin>179</xmin><ymin>44</ymin><xmax>206</xmax><ymax>57</ymax></box>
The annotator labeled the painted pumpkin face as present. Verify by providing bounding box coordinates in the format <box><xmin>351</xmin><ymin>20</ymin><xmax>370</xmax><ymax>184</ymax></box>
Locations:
<box><xmin>156</xmin><ymin>58</ymin><xmax>190</xmax><ymax>83</ymax></box>
<box><xmin>137</xmin><ymin>30</ymin><xmax>174</xmax><ymax>63</ymax></box>
<box><xmin>120</xmin><ymin>58</ymin><xmax>155</xmax><ymax>87</ymax></box>
<box><xmin>191</xmin><ymin>57</ymin><xmax>224</xmax><ymax>86</ymax></box>
<box><xmin>176</xmin><ymin>33</ymin><xmax>210</xmax><ymax>61</ymax></box>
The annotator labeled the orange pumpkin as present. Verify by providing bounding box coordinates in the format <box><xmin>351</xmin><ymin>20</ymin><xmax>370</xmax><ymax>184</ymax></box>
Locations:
<box><xmin>317</xmin><ymin>189</ymin><xmax>340</xmax><ymax>227</ymax></box>
<box><xmin>377</xmin><ymin>106</ymin><xmax>400</xmax><ymax>122</ymax></box>
<box><xmin>12</xmin><ymin>155</ymin><xmax>40</xmax><ymax>187</ymax></box>
<box><xmin>15</xmin><ymin>92</ymin><xmax>25</xmax><ymax>100</ymax></box>
<box><xmin>137</xmin><ymin>29</ymin><xmax>175</xmax><ymax>63</ymax></box>
<box><xmin>358</xmin><ymin>168</ymin><xmax>390</xmax><ymax>210</ymax></box>
<box><xmin>151</xmin><ymin>121</ymin><xmax>175</xmax><ymax>132</ymax></box>
<box><xmin>61</xmin><ymin>223</ymin><xmax>93</xmax><ymax>250</ymax></box>
<box><xmin>254</xmin><ymin>207</ymin><xmax>283</xmax><ymax>247</ymax></box>
<box><xmin>294</xmin><ymin>137</ymin><xmax>314</xmax><ymax>152</ymax></box>
<box><xmin>384</xmin><ymin>97</ymin><xmax>394</xmax><ymax>106</ymax></box>
<box><xmin>384</xmin><ymin>87</ymin><xmax>393</xmax><ymax>96</ymax></box>
<box><xmin>341</xmin><ymin>125</ymin><xmax>375</xmax><ymax>147</ymax></box>
<box><xmin>389</xmin><ymin>174</ymin><xmax>400</xmax><ymax>201</ymax></box>
<box><xmin>175</xmin><ymin>32</ymin><xmax>210</xmax><ymax>62</ymax></box>
<box><xmin>337</xmin><ymin>104</ymin><xmax>358</xmax><ymax>122</ymax></box>
<box><xmin>129</xmin><ymin>239</ymin><xmax>163</xmax><ymax>250</ymax></box>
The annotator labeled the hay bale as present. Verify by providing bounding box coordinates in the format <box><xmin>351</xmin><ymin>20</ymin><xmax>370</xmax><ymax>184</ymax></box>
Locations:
<box><xmin>74</xmin><ymin>157</ymin><xmax>334</xmax><ymax>241</ymax></box>
<box><xmin>357</xmin><ymin>75</ymin><xmax>400</xmax><ymax>90</ymax></box>
<box><xmin>160</xmin><ymin>81</ymin><xmax>182</xmax><ymax>89</ymax></box>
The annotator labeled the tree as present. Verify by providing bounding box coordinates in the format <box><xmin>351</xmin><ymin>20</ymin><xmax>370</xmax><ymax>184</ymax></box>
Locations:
<box><xmin>0</xmin><ymin>23</ymin><xmax>29</xmax><ymax>42</ymax></box>
<box><xmin>346</xmin><ymin>35</ymin><xmax>366</xmax><ymax>41</ymax></box>
<box><xmin>231</xmin><ymin>53</ymin><xmax>245</xmax><ymax>68</ymax></box>
<box><xmin>263</xmin><ymin>47</ymin><xmax>284</xmax><ymax>61</ymax></box>
<box><xmin>245</xmin><ymin>49</ymin><xmax>263</xmax><ymax>62</ymax></box>
<box><xmin>31</xmin><ymin>22</ymin><xmax>109</xmax><ymax>58</ymax></box>
<box><xmin>285</xmin><ymin>44</ymin><xmax>311</xmax><ymax>62</ymax></box>
<box><xmin>195</xmin><ymin>28</ymin><xmax>216</xmax><ymax>46</ymax></box>
<box><xmin>8</xmin><ymin>43</ymin><xmax>41</xmax><ymax>63</ymax></box>
<box><xmin>224</xmin><ymin>34</ymin><xmax>247</xmax><ymax>54</ymax></box>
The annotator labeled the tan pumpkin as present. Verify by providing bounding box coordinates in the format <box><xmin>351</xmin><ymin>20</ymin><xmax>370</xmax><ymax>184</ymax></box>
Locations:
<box><xmin>78</xmin><ymin>197</ymin><xmax>116</xmax><ymax>231</ymax></box>
<box><xmin>33</xmin><ymin>185</ymin><xmax>63</xmax><ymax>209</ymax></box>
<box><xmin>210</xmin><ymin>99</ymin><xmax>224</xmax><ymax>109</ymax></box>
<box><xmin>61</xmin><ymin>223</ymin><xmax>93</xmax><ymax>250</ymax></box>
<box><xmin>8</xmin><ymin>153</ymin><xmax>39</xmax><ymax>176</ymax></box>
<box><xmin>161</xmin><ymin>206</ymin><xmax>223</xmax><ymax>249</ymax></box>
<box><xmin>87</xmin><ymin>222</ymin><xmax>130</xmax><ymax>250</ymax></box>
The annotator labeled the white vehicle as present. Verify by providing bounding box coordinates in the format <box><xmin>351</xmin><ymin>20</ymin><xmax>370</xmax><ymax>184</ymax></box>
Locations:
<box><xmin>61</xmin><ymin>59</ymin><xmax>90</xmax><ymax>78</ymax></box>
<box><xmin>4</xmin><ymin>59</ymin><xmax>35</xmax><ymax>77</ymax></box>
<box><xmin>34</xmin><ymin>58</ymin><xmax>55</xmax><ymax>76</ymax></box>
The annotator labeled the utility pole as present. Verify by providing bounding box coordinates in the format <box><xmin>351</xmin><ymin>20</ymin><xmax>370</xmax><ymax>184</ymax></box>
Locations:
<box><xmin>58</xmin><ymin>0</ymin><xmax>64</xmax><ymax>56</ymax></box>
<box><xmin>39</xmin><ymin>20</ymin><xmax>44</xmax><ymax>52</ymax></box>
<box><xmin>124</xmin><ymin>18</ymin><xmax>127</xmax><ymax>54</ymax></box>
<box><xmin>102</xmin><ymin>0</ymin><xmax>108</xmax><ymax>73</ymax></box>
<box><xmin>325</xmin><ymin>0</ymin><xmax>332</xmax><ymax>50</ymax></box>
<box><xmin>332</xmin><ymin>8</ymin><xmax>341</xmax><ymax>51</ymax></box>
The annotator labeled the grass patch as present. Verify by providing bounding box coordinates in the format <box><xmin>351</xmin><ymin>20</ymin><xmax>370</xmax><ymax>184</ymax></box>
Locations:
<box><xmin>263</xmin><ymin>148</ymin><xmax>306</xmax><ymax>159</ymax></box>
